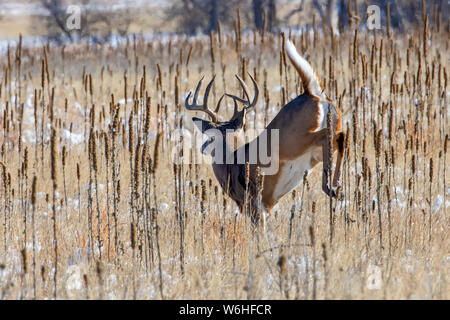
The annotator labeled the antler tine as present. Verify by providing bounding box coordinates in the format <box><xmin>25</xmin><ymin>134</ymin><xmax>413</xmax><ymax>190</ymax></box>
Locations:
<box><xmin>213</xmin><ymin>94</ymin><xmax>225</xmax><ymax>113</ymax></box>
<box><xmin>224</xmin><ymin>94</ymin><xmax>248</xmax><ymax>122</ymax></box>
<box><xmin>235</xmin><ymin>74</ymin><xmax>251</xmax><ymax>104</ymax></box>
<box><xmin>244</xmin><ymin>73</ymin><xmax>259</xmax><ymax>111</ymax></box>
<box><xmin>231</xmin><ymin>96</ymin><xmax>239</xmax><ymax>119</ymax></box>
<box><xmin>185</xmin><ymin>75</ymin><xmax>204</xmax><ymax>109</ymax></box>
<box><xmin>225</xmin><ymin>76</ymin><xmax>248</xmax><ymax>104</ymax></box>
<box><xmin>185</xmin><ymin>75</ymin><xmax>218</xmax><ymax>122</ymax></box>
<box><xmin>225</xmin><ymin>73</ymin><xmax>259</xmax><ymax>112</ymax></box>
<box><xmin>193</xmin><ymin>75</ymin><xmax>205</xmax><ymax>101</ymax></box>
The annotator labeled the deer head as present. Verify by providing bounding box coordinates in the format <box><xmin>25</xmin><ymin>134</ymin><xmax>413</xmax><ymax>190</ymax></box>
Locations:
<box><xmin>185</xmin><ymin>74</ymin><xmax>259</xmax><ymax>156</ymax></box>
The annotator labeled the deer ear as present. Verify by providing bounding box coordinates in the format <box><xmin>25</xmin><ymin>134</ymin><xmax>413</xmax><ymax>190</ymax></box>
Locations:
<box><xmin>192</xmin><ymin>117</ymin><xmax>214</xmax><ymax>134</ymax></box>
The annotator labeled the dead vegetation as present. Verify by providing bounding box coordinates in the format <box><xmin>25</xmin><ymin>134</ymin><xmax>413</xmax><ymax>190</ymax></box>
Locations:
<box><xmin>0</xmin><ymin>8</ymin><xmax>448</xmax><ymax>299</ymax></box>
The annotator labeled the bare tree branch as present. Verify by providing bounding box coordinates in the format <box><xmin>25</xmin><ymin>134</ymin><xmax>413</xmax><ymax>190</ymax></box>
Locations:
<box><xmin>283</xmin><ymin>0</ymin><xmax>304</xmax><ymax>22</ymax></box>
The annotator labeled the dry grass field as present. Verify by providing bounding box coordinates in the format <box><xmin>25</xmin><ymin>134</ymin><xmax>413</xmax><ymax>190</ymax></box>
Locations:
<box><xmin>0</xmin><ymin>10</ymin><xmax>449</xmax><ymax>300</ymax></box>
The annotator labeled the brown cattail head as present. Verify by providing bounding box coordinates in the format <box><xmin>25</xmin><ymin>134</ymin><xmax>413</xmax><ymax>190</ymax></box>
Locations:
<box><xmin>309</xmin><ymin>225</ymin><xmax>315</xmax><ymax>245</ymax></box>
<box><xmin>200</xmin><ymin>179</ymin><xmax>207</xmax><ymax>213</ymax></box>
<box><xmin>157</xmin><ymin>63</ymin><xmax>162</xmax><ymax>89</ymax></box>
<box><xmin>408</xmin><ymin>177</ymin><xmax>413</xmax><ymax>191</ymax></box>
<box><xmin>444</xmin><ymin>134</ymin><xmax>448</xmax><ymax>153</ymax></box>
<box><xmin>277</xmin><ymin>254</ymin><xmax>287</xmax><ymax>275</ymax></box>
<box><xmin>104</xmin><ymin>133</ymin><xmax>110</xmax><ymax>162</ymax></box>
<box><xmin>41</xmin><ymin>59</ymin><xmax>45</xmax><ymax>88</ymax></box>
<box><xmin>41</xmin><ymin>265</ymin><xmax>46</xmax><ymax>282</ymax></box>
<box><xmin>429</xmin><ymin>158</ymin><xmax>433</xmax><ymax>182</ymax></box>
<box><xmin>321</xmin><ymin>243</ymin><xmax>327</xmax><ymax>262</ymax></box>
<box><xmin>209</xmin><ymin>31</ymin><xmax>215</xmax><ymax>64</ymax></box>
<box><xmin>23</xmin><ymin>147</ymin><xmax>28</xmax><ymax>175</ymax></box>
<box><xmin>152</xmin><ymin>131</ymin><xmax>161</xmax><ymax>174</ymax></box>
<box><xmin>50</xmin><ymin>126</ymin><xmax>57</xmax><ymax>187</ymax></box>
<box><xmin>144</xmin><ymin>97</ymin><xmax>151</xmax><ymax>135</ymax></box>
<box><xmin>96</xmin><ymin>260</ymin><xmax>103</xmax><ymax>278</ymax></box>
<box><xmin>376</xmin><ymin>129</ymin><xmax>382</xmax><ymax>158</ymax></box>
<box><xmin>128</xmin><ymin>113</ymin><xmax>134</xmax><ymax>154</ymax></box>
<box><xmin>83</xmin><ymin>274</ymin><xmax>88</xmax><ymax>290</ymax></box>
<box><xmin>62</xmin><ymin>146</ymin><xmax>66</xmax><ymax>167</ymax></box>
<box><xmin>89</xmin><ymin>129</ymin><xmax>97</xmax><ymax>172</ymax></box>
<box><xmin>31</xmin><ymin>176</ymin><xmax>37</xmax><ymax>206</ymax></box>
<box><xmin>134</xmin><ymin>137</ymin><xmax>141</xmax><ymax>193</ymax></box>
<box><xmin>89</xmin><ymin>73</ymin><xmax>93</xmax><ymax>96</ymax></box>
<box><xmin>76</xmin><ymin>163</ymin><xmax>80</xmax><ymax>181</ymax></box>
<box><xmin>386</xmin><ymin>2</ymin><xmax>391</xmax><ymax>36</ymax></box>
<box><xmin>117</xmin><ymin>180</ymin><xmax>121</xmax><ymax>203</ymax></box>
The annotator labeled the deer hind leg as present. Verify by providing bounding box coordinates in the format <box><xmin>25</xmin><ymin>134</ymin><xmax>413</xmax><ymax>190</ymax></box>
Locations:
<box><xmin>314</xmin><ymin>129</ymin><xmax>343</xmax><ymax>199</ymax></box>
<box><xmin>247</xmin><ymin>199</ymin><xmax>269</xmax><ymax>233</ymax></box>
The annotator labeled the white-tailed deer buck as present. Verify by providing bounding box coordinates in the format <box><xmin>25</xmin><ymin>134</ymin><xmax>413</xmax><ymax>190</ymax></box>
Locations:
<box><xmin>185</xmin><ymin>39</ymin><xmax>345</xmax><ymax>227</ymax></box>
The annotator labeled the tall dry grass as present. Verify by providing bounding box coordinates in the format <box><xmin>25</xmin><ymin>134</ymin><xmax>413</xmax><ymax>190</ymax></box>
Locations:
<box><xmin>0</xmin><ymin>12</ymin><xmax>448</xmax><ymax>299</ymax></box>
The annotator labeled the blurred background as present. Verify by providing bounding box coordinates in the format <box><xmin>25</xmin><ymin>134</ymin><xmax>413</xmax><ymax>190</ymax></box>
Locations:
<box><xmin>0</xmin><ymin>0</ymin><xmax>448</xmax><ymax>42</ymax></box>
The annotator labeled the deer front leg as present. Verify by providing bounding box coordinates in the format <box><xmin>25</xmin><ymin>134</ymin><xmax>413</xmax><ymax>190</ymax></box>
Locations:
<box><xmin>321</xmin><ymin>136</ymin><xmax>337</xmax><ymax>198</ymax></box>
<box><xmin>311</xmin><ymin>129</ymin><xmax>334</xmax><ymax>197</ymax></box>
<box><xmin>332</xmin><ymin>132</ymin><xmax>345</xmax><ymax>200</ymax></box>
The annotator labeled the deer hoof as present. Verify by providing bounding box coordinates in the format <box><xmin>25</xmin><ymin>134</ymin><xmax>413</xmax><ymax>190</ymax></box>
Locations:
<box><xmin>323</xmin><ymin>185</ymin><xmax>344</xmax><ymax>200</ymax></box>
<box><xmin>335</xmin><ymin>185</ymin><xmax>344</xmax><ymax>201</ymax></box>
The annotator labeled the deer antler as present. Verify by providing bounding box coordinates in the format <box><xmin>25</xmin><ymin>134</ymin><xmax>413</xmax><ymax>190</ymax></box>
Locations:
<box><xmin>224</xmin><ymin>73</ymin><xmax>259</xmax><ymax>120</ymax></box>
<box><xmin>185</xmin><ymin>75</ymin><xmax>223</xmax><ymax>123</ymax></box>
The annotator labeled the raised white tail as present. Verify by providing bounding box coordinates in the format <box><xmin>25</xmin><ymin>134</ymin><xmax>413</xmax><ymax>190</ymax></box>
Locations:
<box><xmin>285</xmin><ymin>39</ymin><xmax>325</xmax><ymax>100</ymax></box>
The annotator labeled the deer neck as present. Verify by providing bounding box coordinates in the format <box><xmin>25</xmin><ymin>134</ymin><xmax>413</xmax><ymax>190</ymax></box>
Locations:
<box><xmin>210</xmin><ymin>130</ymin><xmax>245</xmax><ymax>163</ymax></box>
